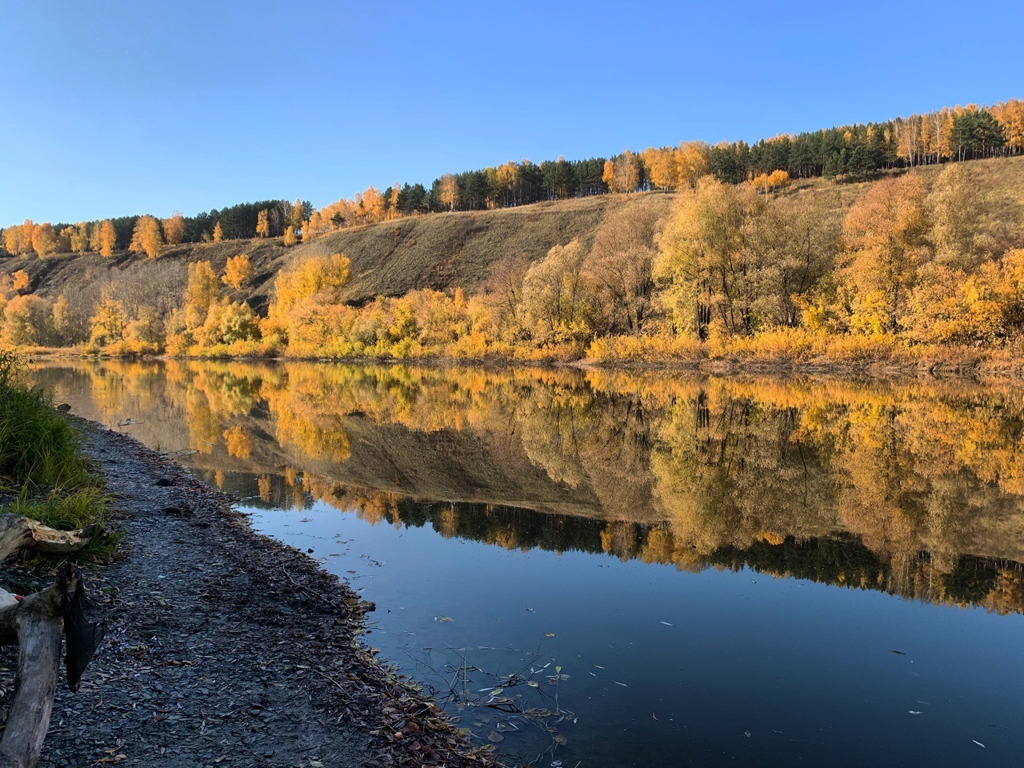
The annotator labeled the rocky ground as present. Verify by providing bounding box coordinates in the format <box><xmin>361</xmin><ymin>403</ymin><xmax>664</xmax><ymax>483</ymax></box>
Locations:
<box><xmin>0</xmin><ymin>419</ymin><xmax>495</xmax><ymax>768</ymax></box>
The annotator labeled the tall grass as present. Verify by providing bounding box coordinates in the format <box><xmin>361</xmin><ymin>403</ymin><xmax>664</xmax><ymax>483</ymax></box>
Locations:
<box><xmin>0</xmin><ymin>350</ymin><xmax>90</xmax><ymax>489</ymax></box>
<box><xmin>0</xmin><ymin>350</ymin><xmax>109</xmax><ymax>548</ymax></box>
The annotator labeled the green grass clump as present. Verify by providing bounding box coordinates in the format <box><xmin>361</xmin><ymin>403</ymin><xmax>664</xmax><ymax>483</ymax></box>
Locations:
<box><xmin>0</xmin><ymin>350</ymin><xmax>91</xmax><ymax>489</ymax></box>
<box><xmin>0</xmin><ymin>350</ymin><xmax>111</xmax><ymax>557</ymax></box>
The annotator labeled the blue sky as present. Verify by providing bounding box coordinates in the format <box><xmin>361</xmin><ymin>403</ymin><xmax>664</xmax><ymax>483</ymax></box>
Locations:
<box><xmin>2</xmin><ymin>0</ymin><xmax>1023</xmax><ymax>224</ymax></box>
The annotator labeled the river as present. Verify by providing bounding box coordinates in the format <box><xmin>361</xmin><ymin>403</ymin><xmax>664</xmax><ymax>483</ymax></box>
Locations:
<box><xmin>30</xmin><ymin>360</ymin><xmax>1024</xmax><ymax>766</ymax></box>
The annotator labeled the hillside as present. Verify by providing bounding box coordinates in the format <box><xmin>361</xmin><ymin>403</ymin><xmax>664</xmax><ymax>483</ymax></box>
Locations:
<box><xmin>7</xmin><ymin>193</ymin><xmax>653</xmax><ymax>313</ymax></box>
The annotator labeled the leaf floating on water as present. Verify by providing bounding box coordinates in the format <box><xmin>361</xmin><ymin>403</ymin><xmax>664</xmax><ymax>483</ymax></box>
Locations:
<box><xmin>488</xmin><ymin>731</ymin><xmax>504</xmax><ymax>743</ymax></box>
<box><xmin>972</xmin><ymin>740</ymin><xmax>986</xmax><ymax>749</ymax></box>
<box><xmin>490</xmin><ymin>689</ymin><xmax>504</xmax><ymax>697</ymax></box>
<box><xmin>434</xmin><ymin>616</ymin><xmax>453</xmax><ymax>623</ymax></box>
<box><xmin>553</xmin><ymin>734</ymin><xmax>568</xmax><ymax>745</ymax></box>
<box><xmin>594</xmin><ymin>665</ymin><xmax>605</xmax><ymax>670</ymax></box>
<box><xmin>660</xmin><ymin>621</ymin><xmax>674</xmax><ymax>627</ymax></box>
<box><xmin>555</xmin><ymin>666</ymin><xmax>562</xmax><ymax>673</ymax></box>
<box><xmin>890</xmin><ymin>649</ymin><xmax>907</xmax><ymax>655</ymax></box>
<box><xmin>614</xmin><ymin>680</ymin><xmax>628</xmax><ymax>688</ymax></box>
<box><xmin>908</xmin><ymin>710</ymin><xmax>922</xmax><ymax>715</ymax></box>
<box><xmin>527</xmin><ymin>681</ymin><xmax>540</xmax><ymax>688</ymax></box>
<box><xmin>545</xmin><ymin>633</ymin><xmax>556</xmax><ymax>638</ymax></box>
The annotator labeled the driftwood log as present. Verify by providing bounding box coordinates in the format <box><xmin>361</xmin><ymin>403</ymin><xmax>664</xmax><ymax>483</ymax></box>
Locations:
<box><xmin>0</xmin><ymin>514</ymin><xmax>102</xmax><ymax>768</ymax></box>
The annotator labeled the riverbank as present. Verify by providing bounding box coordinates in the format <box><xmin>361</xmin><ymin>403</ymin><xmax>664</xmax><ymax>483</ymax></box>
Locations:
<box><xmin>18</xmin><ymin>343</ymin><xmax>1024</xmax><ymax>380</ymax></box>
<box><xmin>0</xmin><ymin>418</ymin><xmax>494</xmax><ymax>768</ymax></box>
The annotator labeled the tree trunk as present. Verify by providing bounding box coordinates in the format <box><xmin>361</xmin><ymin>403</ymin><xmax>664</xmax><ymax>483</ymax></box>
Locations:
<box><xmin>0</xmin><ymin>519</ymin><xmax>102</xmax><ymax>768</ymax></box>
<box><xmin>0</xmin><ymin>583</ymin><xmax>64</xmax><ymax>768</ymax></box>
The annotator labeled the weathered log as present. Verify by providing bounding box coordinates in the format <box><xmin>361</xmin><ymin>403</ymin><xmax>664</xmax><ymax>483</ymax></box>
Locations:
<box><xmin>0</xmin><ymin>520</ymin><xmax>104</xmax><ymax>768</ymax></box>
<box><xmin>0</xmin><ymin>514</ymin><xmax>97</xmax><ymax>564</ymax></box>
<box><xmin>0</xmin><ymin>575</ymin><xmax>65</xmax><ymax>768</ymax></box>
<box><xmin>0</xmin><ymin>565</ymin><xmax>104</xmax><ymax>768</ymax></box>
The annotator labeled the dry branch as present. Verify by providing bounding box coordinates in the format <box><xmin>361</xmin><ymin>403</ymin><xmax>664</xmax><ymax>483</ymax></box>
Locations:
<box><xmin>0</xmin><ymin>514</ymin><xmax>97</xmax><ymax>564</ymax></box>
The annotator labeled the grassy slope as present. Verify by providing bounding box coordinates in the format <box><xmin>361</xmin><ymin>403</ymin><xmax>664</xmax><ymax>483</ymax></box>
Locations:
<box><xmin>9</xmin><ymin>155</ymin><xmax>1024</xmax><ymax>314</ymax></box>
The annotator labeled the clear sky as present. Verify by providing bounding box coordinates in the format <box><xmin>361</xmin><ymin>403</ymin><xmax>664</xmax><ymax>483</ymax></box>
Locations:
<box><xmin>2</xmin><ymin>0</ymin><xmax>1023</xmax><ymax>224</ymax></box>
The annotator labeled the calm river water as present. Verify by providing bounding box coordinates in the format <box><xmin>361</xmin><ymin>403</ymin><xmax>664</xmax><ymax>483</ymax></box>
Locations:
<box><xmin>31</xmin><ymin>360</ymin><xmax>1024</xmax><ymax>767</ymax></box>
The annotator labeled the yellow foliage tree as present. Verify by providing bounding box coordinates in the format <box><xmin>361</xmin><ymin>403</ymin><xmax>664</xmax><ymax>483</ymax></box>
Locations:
<box><xmin>163</xmin><ymin>212</ymin><xmax>185</xmax><ymax>246</ymax></box>
<box><xmin>98</xmin><ymin>220</ymin><xmax>117</xmax><ymax>257</ymax></box>
<box><xmin>31</xmin><ymin>222</ymin><xmax>59</xmax><ymax>258</ymax></box>
<box><xmin>522</xmin><ymin>239</ymin><xmax>595</xmax><ymax>341</ymax></box>
<box><xmin>266</xmin><ymin>253</ymin><xmax>351</xmax><ymax>345</ymax></box>
<box><xmin>89</xmin><ymin>292</ymin><xmax>128</xmax><ymax>346</ymax></box>
<box><xmin>11</xmin><ymin>270</ymin><xmax>30</xmax><ymax>293</ymax></box>
<box><xmin>183</xmin><ymin>261</ymin><xmax>223</xmax><ymax>331</ymax></box>
<box><xmin>213</xmin><ymin>221</ymin><xmax>224</xmax><ymax>243</ymax></box>
<box><xmin>222</xmin><ymin>253</ymin><xmax>253</xmax><ymax>291</ymax></box>
<box><xmin>65</xmin><ymin>222</ymin><xmax>91</xmax><ymax>253</ymax></box>
<box><xmin>439</xmin><ymin>174</ymin><xmax>460</xmax><ymax>212</ymax></box>
<box><xmin>1</xmin><ymin>294</ymin><xmax>52</xmax><ymax>345</ymax></box>
<box><xmin>256</xmin><ymin>209</ymin><xmax>270</xmax><ymax>238</ymax></box>
<box><xmin>602</xmin><ymin>151</ymin><xmax>641</xmax><ymax>194</ymax></box>
<box><xmin>130</xmin><ymin>215</ymin><xmax>164</xmax><ymax>258</ymax></box>
<box><xmin>841</xmin><ymin>174</ymin><xmax>930</xmax><ymax>334</ymax></box>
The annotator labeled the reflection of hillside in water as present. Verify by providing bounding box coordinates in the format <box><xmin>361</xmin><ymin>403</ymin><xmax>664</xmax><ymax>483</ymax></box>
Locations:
<box><xmin>33</xmin><ymin>360</ymin><xmax>1024</xmax><ymax>614</ymax></box>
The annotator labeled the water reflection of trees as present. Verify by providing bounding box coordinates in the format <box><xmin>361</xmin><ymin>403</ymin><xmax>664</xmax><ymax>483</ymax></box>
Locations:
<box><xmin>35</xmin><ymin>360</ymin><xmax>1024</xmax><ymax>613</ymax></box>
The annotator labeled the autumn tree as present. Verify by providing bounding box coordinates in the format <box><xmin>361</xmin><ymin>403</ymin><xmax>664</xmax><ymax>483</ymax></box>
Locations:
<box><xmin>265</xmin><ymin>253</ymin><xmax>351</xmax><ymax>344</ymax></box>
<box><xmin>212</xmin><ymin>221</ymin><xmax>224</xmax><ymax>243</ymax></box>
<box><xmin>11</xmin><ymin>270</ymin><xmax>30</xmax><ymax>293</ymax></box>
<box><xmin>439</xmin><ymin>174</ymin><xmax>460</xmax><ymax>212</ymax></box>
<box><xmin>98</xmin><ymin>220</ymin><xmax>117</xmax><ymax>257</ymax></box>
<box><xmin>88</xmin><ymin>293</ymin><xmax>128</xmax><ymax>346</ymax></box>
<box><xmin>643</xmin><ymin>147</ymin><xmax>680</xmax><ymax>190</ymax></box>
<box><xmin>182</xmin><ymin>261</ymin><xmax>223</xmax><ymax>331</ymax></box>
<box><xmin>841</xmin><ymin>174</ymin><xmax>930</xmax><ymax>334</ymax></box>
<box><xmin>65</xmin><ymin>222</ymin><xmax>91</xmax><ymax>253</ymax></box>
<box><xmin>1</xmin><ymin>294</ymin><xmax>52</xmax><ymax>345</ymax></box>
<box><xmin>676</xmin><ymin>142</ymin><xmax>712</xmax><ymax>188</ymax></box>
<box><xmin>31</xmin><ymin>223</ymin><xmax>59</xmax><ymax>258</ymax></box>
<box><xmin>129</xmin><ymin>215</ymin><xmax>164</xmax><ymax>258</ymax></box>
<box><xmin>3</xmin><ymin>221</ymin><xmax>33</xmax><ymax>255</ymax></box>
<box><xmin>163</xmin><ymin>212</ymin><xmax>185</xmax><ymax>246</ymax></box>
<box><xmin>602</xmin><ymin>151</ymin><xmax>641</xmax><ymax>193</ymax></box>
<box><xmin>283</xmin><ymin>226</ymin><xmax>298</xmax><ymax>246</ymax></box>
<box><xmin>585</xmin><ymin>201</ymin><xmax>664</xmax><ymax>334</ymax></box>
<box><xmin>522</xmin><ymin>239</ymin><xmax>595</xmax><ymax>341</ymax></box>
<box><xmin>51</xmin><ymin>294</ymin><xmax>90</xmax><ymax>345</ymax></box>
<box><xmin>927</xmin><ymin>163</ymin><xmax>986</xmax><ymax>270</ymax></box>
<box><xmin>751</xmin><ymin>169</ymin><xmax>792</xmax><ymax>196</ymax></box>
<box><xmin>656</xmin><ymin>177</ymin><xmax>767</xmax><ymax>338</ymax></box>
<box><xmin>222</xmin><ymin>253</ymin><xmax>253</xmax><ymax>291</ymax></box>
<box><xmin>289</xmin><ymin>199</ymin><xmax>307</xmax><ymax>231</ymax></box>
<box><xmin>256</xmin><ymin>209</ymin><xmax>270</xmax><ymax>238</ymax></box>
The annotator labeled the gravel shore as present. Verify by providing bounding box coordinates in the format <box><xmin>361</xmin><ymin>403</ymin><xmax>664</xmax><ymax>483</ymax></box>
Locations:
<box><xmin>1</xmin><ymin>419</ymin><xmax>493</xmax><ymax>768</ymax></box>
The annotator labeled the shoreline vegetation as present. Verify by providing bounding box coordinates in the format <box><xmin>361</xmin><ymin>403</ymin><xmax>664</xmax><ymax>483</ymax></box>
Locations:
<box><xmin>4</xmin><ymin>104</ymin><xmax>1024</xmax><ymax>373</ymax></box>
<box><xmin>0</xmin><ymin>350</ymin><xmax>109</xmax><ymax>543</ymax></box>
<box><xmin>14</xmin><ymin>331</ymin><xmax>1024</xmax><ymax>379</ymax></box>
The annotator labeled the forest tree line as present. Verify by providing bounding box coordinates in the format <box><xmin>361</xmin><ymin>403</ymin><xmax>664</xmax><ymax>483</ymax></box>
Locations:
<box><xmin>2</xmin><ymin>100</ymin><xmax>1023</xmax><ymax>259</ymax></box>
